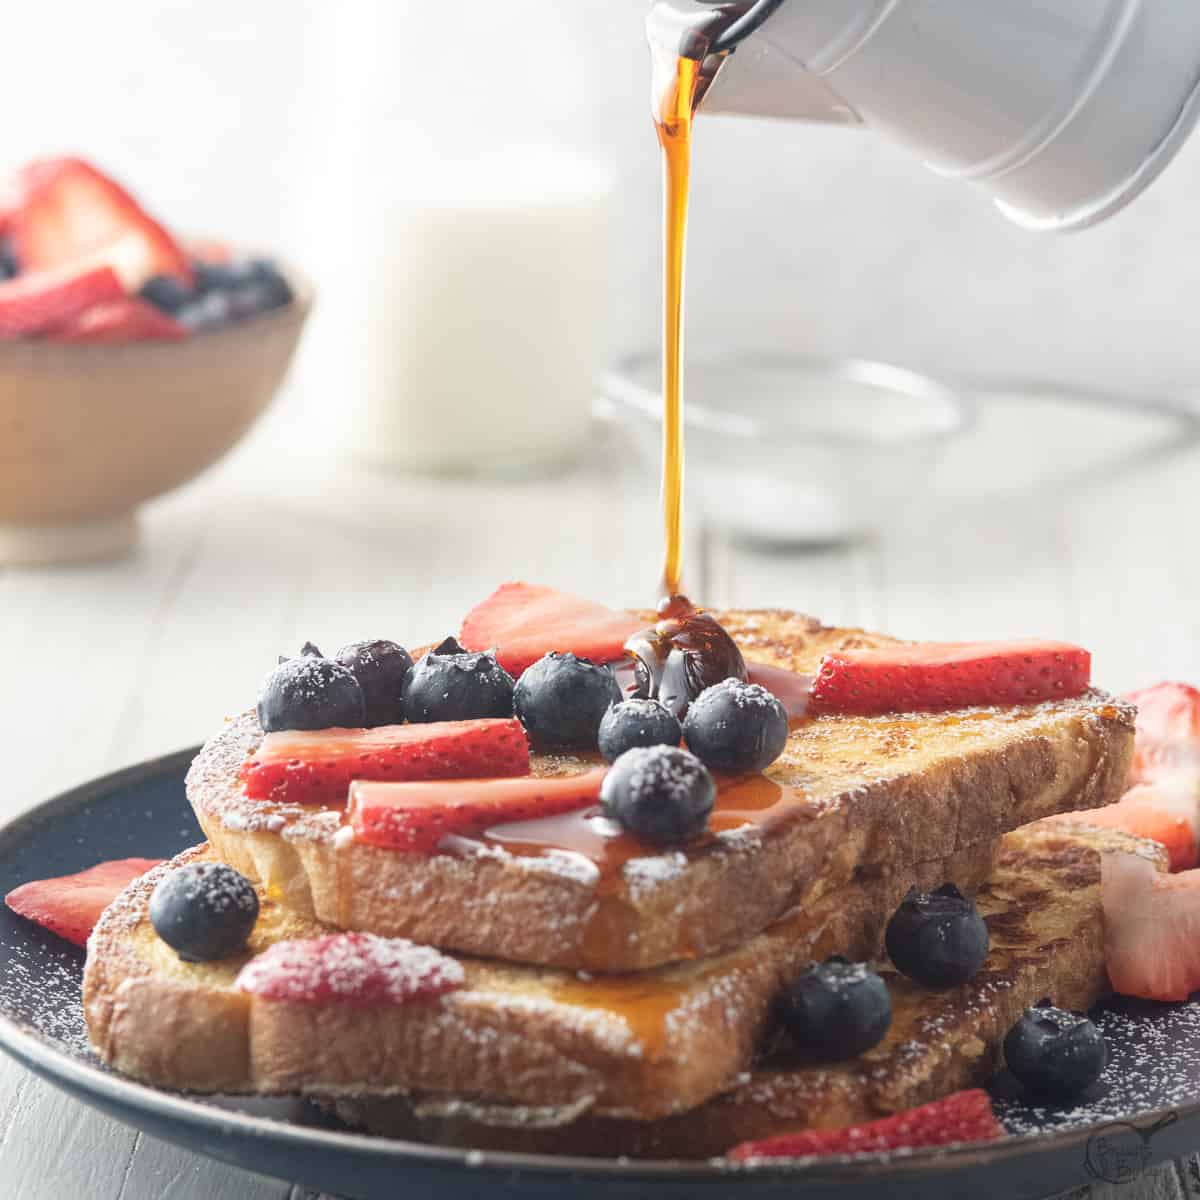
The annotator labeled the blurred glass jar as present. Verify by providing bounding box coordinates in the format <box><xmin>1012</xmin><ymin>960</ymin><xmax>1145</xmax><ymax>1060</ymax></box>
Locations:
<box><xmin>602</xmin><ymin>350</ymin><xmax>971</xmax><ymax>544</ymax></box>
<box><xmin>339</xmin><ymin>148</ymin><xmax>612</xmax><ymax>476</ymax></box>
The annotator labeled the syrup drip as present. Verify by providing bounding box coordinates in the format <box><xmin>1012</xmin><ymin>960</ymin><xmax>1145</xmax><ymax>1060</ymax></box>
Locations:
<box><xmin>624</xmin><ymin>595</ymin><xmax>748</xmax><ymax>719</ymax></box>
<box><xmin>483</xmin><ymin>773</ymin><xmax>815</xmax><ymax>969</ymax></box>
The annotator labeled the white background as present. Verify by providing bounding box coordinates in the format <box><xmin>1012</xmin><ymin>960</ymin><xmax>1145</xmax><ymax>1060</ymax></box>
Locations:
<box><xmin>6</xmin><ymin>0</ymin><xmax>1200</xmax><ymax>419</ymax></box>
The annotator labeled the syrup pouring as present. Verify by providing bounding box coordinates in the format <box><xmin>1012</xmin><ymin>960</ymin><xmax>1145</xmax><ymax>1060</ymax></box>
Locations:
<box><xmin>621</xmin><ymin>3</ymin><xmax>772</xmax><ymax>717</ymax></box>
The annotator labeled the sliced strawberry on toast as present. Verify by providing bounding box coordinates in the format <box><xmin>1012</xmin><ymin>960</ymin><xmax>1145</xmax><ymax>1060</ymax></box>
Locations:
<box><xmin>236</xmin><ymin>931</ymin><xmax>465</xmax><ymax>1006</ymax></box>
<box><xmin>243</xmin><ymin>719</ymin><xmax>530</xmax><ymax>806</ymax></box>
<box><xmin>1102</xmin><ymin>850</ymin><xmax>1200</xmax><ymax>1001</ymax></box>
<box><xmin>0</xmin><ymin>262</ymin><xmax>124</xmax><ymax>337</ymax></box>
<box><xmin>5</xmin><ymin>858</ymin><xmax>163</xmax><ymax>946</ymax></box>
<box><xmin>728</xmin><ymin>1089</ymin><xmax>1003</xmax><ymax>1161</ymax></box>
<box><xmin>1126</xmin><ymin>682</ymin><xmax>1200</xmax><ymax>785</ymax></box>
<box><xmin>460</xmin><ymin>582</ymin><xmax>643</xmax><ymax>676</ymax></box>
<box><xmin>1047</xmin><ymin>778</ymin><xmax>1200</xmax><ymax>872</ymax></box>
<box><xmin>349</xmin><ymin>768</ymin><xmax>606</xmax><ymax>853</ymax></box>
<box><xmin>809</xmin><ymin>640</ymin><xmax>1091</xmax><ymax>716</ymax></box>
<box><xmin>49</xmin><ymin>296</ymin><xmax>188</xmax><ymax>342</ymax></box>
<box><xmin>11</xmin><ymin>156</ymin><xmax>193</xmax><ymax>288</ymax></box>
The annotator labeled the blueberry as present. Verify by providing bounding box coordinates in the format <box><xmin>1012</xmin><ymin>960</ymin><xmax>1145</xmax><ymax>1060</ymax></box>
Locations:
<box><xmin>277</xmin><ymin>641</ymin><xmax>323</xmax><ymax>665</ymax></box>
<box><xmin>514</xmin><ymin>652</ymin><xmax>623</xmax><ymax>749</ymax></box>
<box><xmin>885</xmin><ymin>884</ymin><xmax>990</xmax><ymax>988</ymax></box>
<box><xmin>1004</xmin><ymin>1004</ymin><xmax>1107</xmax><ymax>1100</ymax></box>
<box><xmin>335</xmin><ymin>639</ymin><xmax>413</xmax><ymax>727</ymax></box>
<box><xmin>139</xmin><ymin>273</ymin><xmax>194</xmax><ymax>315</ymax></box>
<box><xmin>178</xmin><ymin>290</ymin><xmax>234</xmax><ymax>332</ymax></box>
<box><xmin>257</xmin><ymin>656</ymin><xmax>365</xmax><ymax>732</ymax></box>
<box><xmin>403</xmin><ymin>637</ymin><xmax>514</xmax><ymax>723</ymax></box>
<box><xmin>600</xmin><ymin>745</ymin><xmax>715</xmax><ymax>844</ymax></box>
<box><xmin>149</xmin><ymin>862</ymin><xmax>259</xmax><ymax>962</ymax></box>
<box><xmin>193</xmin><ymin>260</ymin><xmax>242</xmax><ymax>293</ymax></box>
<box><xmin>233</xmin><ymin>259</ymin><xmax>293</xmax><ymax>314</ymax></box>
<box><xmin>598</xmin><ymin>699</ymin><xmax>682</xmax><ymax>763</ymax></box>
<box><xmin>681</xmin><ymin>678</ymin><xmax>789</xmax><ymax>772</ymax></box>
<box><xmin>777</xmin><ymin>956</ymin><xmax>892</xmax><ymax>1059</ymax></box>
<box><xmin>0</xmin><ymin>240</ymin><xmax>19</xmax><ymax>281</ymax></box>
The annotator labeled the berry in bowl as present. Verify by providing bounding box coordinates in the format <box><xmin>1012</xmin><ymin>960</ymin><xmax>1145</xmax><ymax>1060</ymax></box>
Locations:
<box><xmin>0</xmin><ymin>156</ymin><xmax>312</xmax><ymax>565</ymax></box>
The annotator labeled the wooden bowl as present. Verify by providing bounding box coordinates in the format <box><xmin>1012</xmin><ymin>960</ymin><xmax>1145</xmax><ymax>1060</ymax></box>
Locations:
<box><xmin>0</xmin><ymin>266</ymin><xmax>313</xmax><ymax>565</ymax></box>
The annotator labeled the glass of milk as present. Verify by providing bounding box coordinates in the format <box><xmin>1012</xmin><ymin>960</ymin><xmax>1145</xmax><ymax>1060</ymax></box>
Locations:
<box><xmin>337</xmin><ymin>146</ymin><xmax>612</xmax><ymax>477</ymax></box>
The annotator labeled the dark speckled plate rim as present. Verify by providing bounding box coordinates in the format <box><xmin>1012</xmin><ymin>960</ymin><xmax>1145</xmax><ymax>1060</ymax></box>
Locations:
<box><xmin>0</xmin><ymin>747</ymin><xmax>1196</xmax><ymax>1191</ymax></box>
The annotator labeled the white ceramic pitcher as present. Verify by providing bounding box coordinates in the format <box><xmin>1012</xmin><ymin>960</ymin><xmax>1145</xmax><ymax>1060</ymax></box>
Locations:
<box><xmin>672</xmin><ymin>0</ymin><xmax>1200</xmax><ymax>231</ymax></box>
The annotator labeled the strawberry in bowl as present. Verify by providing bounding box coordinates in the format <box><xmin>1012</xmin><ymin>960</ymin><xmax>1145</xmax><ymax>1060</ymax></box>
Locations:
<box><xmin>0</xmin><ymin>155</ymin><xmax>311</xmax><ymax>566</ymax></box>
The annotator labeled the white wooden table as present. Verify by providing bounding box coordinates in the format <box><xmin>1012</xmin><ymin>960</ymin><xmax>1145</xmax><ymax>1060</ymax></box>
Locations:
<box><xmin>2</xmin><ymin>398</ymin><xmax>1199</xmax><ymax>1198</ymax></box>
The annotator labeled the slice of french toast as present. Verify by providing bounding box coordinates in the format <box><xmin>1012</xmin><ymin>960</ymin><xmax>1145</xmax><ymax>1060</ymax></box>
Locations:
<box><xmin>84</xmin><ymin>837</ymin><xmax>1001</xmax><ymax>1119</ymax></box>
<box><xmin>322</xmin><ymin>825</ymin><xmax>1168</xmax><ymax>1160</ymax></box>
<box><xmin>186</xmin><ymin>610</ymin><xmax>1135</xmax><ymax>972</ymax></box>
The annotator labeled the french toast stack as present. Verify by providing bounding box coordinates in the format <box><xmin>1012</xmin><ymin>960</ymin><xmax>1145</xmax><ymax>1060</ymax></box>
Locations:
<box><xmin>83</xmin><ymin>609</ymin><xmax>1145</xmax><ymax>1157</ymax></box>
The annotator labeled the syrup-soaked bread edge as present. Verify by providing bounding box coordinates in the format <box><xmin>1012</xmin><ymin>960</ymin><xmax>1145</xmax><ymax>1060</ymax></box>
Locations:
<box><xmin>320</xmin><ymin>825</ymin><xmax>1167</xmax><ymax>1159</ymax></box>
<box><xmin>83</xmin><ymin>836</ymin><xmax>1000</xmax><ymax>1119</ymax></box>
<box><xmin>185</xmin><ymin>610</ymin><xmax>1137</xmax><ymax>972</ymax></box>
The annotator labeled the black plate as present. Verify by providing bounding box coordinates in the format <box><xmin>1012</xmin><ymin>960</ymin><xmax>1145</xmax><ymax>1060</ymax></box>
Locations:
<box><xmin>2</xmin><ymin>753</ymin><xmax>1200</xmax><ymax>1200</ymax></box>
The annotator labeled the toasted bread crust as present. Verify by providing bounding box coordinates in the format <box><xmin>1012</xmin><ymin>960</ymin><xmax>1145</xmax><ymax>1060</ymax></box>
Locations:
<box><xmin>323</xmin><ymin>827</ymin><xmax>1167</xmax><ymax>1159</ymax></box>
<box><xmin>84</xmin><ymin>838</ymin><xmax>1000</xmax><ymax>1118</ymax></box>
<box><xmin>186</xmin><ymin>611</ymin><xmax>1136</xmax><ymax>972</ymax></box>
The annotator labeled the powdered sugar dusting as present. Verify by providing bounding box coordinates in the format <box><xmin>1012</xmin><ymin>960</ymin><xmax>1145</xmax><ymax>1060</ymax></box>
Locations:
<box><xmin>236</xmin><ymin>932</ymin><xmax>465</xmax><ymax>1006</ymax></box>
<box><xmin>699</xmin><ymin>676</ymin><xmax>784</xmax><ymax>713</ymax></box>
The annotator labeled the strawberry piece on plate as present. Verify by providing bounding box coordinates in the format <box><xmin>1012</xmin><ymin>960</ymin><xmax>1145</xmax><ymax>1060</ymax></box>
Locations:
<box><xmin>460</xmin><ymin>582</ymin><xmax>643</xmax><ymax>677</ymax></box>
<box><xmin>49</xmin><ymin>296</ymin><xmax>188</xmax><ymax>342</ymax></box>
<box><xmin>236</xmin><ymin>931</ymin><xmax>464</xmax><ymax>1006</ymax></box>
<box><xmin>728</xmin><ymin>1089</ymin><xmax>1003</xmax><ymax>1161</ymax></box>
<box><xmin>350</xmin><ymin>768</ymin><xmax>607</xmax><ymax>852</ymax></box>
<box><xmin>809</xmin><ymin>640</ymin><xmax>1091</xmax><ymax>716</ymax></box>
<box><xmin>10</xmin><ymin>156</ymin><xmax>193</xmax><ymax>288</ymax></box>
<box><xmin>243</xmin><ymin>718</ymin><xmax>530</xmax><ymax>806</ymax></box>
<box><xmin>1103</xmin><ymin>850</ymin><xmax>1200</xmax><ymax>1001</ymax></box>
<box><xmin>1047</xmin><ymin>778</ymin><xmax>1200</xmax><ymax>872</ymax></box>
<box><xmin>5</xmin><ymin>857</ymin><xmax>163</xmax><ymax>946</ymax></box>
<box><xmin>1126</xmin><ymin>682</ymin><xmax>1200</xmax><ymax>786</ymax></box>
<box><xmin>0</xmin><ymin>262</ymin><xmax>124</xmax><ymax>337</ymax></box>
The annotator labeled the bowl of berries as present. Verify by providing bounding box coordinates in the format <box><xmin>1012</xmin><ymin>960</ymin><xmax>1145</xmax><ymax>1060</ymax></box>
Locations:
<box><xmin>0</xmin><ymin>156</ymin><xmax>312</xmax><ymax>565</ymax></box>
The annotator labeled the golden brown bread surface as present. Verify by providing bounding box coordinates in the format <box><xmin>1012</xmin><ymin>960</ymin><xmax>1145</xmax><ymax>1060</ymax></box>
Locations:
<box><xmin>324</xmin><ymin>826</ymin><xmax>1168</xmax><ymax>1159</ymax></box>
<box><xmin>83</xmin><ymin>838</ymin><xmax>1000</xmax><ymax>1118</ymax></box>
<box><xmin>186</xmin><ymin>610</ymin><xmax>1136</xmax><ymax>972</ymax></box>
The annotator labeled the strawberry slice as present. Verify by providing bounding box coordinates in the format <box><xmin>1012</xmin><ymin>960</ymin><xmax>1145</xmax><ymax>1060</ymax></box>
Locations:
<box><xmin>1103</xmin><ymin>850</ymin><xmax>1200</xmax><ymax>1001</ymax></box>
<box><xmin>4</xmin><ymin>857</ymin><xmax>163</xmax><ymax>946</ymax></box>
<box><xmin>243</xmin><ymin>719</ymin><xmax>530</xmax><ymax>806</ymax></box>
<box><xmin>1126</xmin><ymin>682</ymin><xmax>1200</xmax><ymax>785</ymax></box>
<box><xmin>11</xmin><ymin>156</ymin><xmax>192</xmax><ymax>288</ymax></box>
<box><xmin>460</xmin><ymin>582</ymin><xmax>643</xmax><ymax>676</ymax></box>
<box><xmin>809</xmin><ymin>640</ymin><xmax>1091</xmax><ymax>716</ymax></box>
<box><xmin>728</xmin><ymin>1089</ymin><xmax>1003</xmax><ymax>1161</ymax></box>
<box><xmin>1047</xmin><ymin>778</ymin><xmax>1200</xmax><ymax>872</ymax></box>
<box><xmin>349</xmin><ymin>768</ymin><xmax>607</xmax><ymax>852</ymax></box>
<box><xmin>49</xmin><ymin>296</ymin><xmax>188</xmax><ymax>342</ymax></box>
<box><xmin>0</xmin><ymin>262</ymin><xmax>124</xmax><ymax>337</ymax></box>
<box><xmin>236</xmin><ymin>931</ymin><xmax>464</xmax><ymax>1006</ymax></box>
